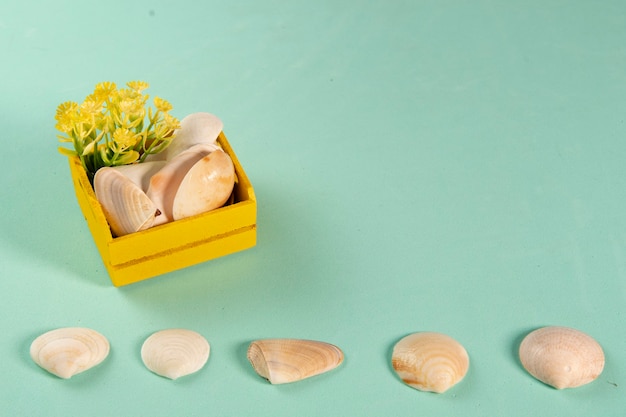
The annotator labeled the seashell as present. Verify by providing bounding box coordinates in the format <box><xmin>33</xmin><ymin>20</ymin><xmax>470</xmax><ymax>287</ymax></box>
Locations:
<box><xmin>391</xmin><ymin>332</ymin><xmax>469</xmax><ymax>393</ymax></box>
<box><xmin>111</xmin><ymin>161</ymin><xmax>166</xmax><ymax>192</ymax></box>
<box><xmin>164</xmin><ymin>112</ymin><xmax>223</xmax><ymax>160</ymax></box>
<box><xmin>247</xmin><ymin>339</ymin><xmax>344</xmax><ymax>384</ymax></box>
<box><xmin>519</xmin><ymin>326</ymin><xmax>604</xmax><ymax>389</ymax></box>
<box><xmin>94</xmin><ymin>167</ymin><xmax>161</xmax><ymax>237</ymax></box>
<box><xmin>146</xmin><ymin>144</ymin><xmax>217</xmax><ymax>226</ymax></box>
<box><xmin>172</xmin><ymin>149</ymin><xmax>235</xmax><ymax>220</ymax></box>
<box><xmin>141</xmin><ymin>329</ymin><xmax>210</xmax><ymax>380</ymax></box>
<box><xmin>30</xmin><ymin>327</ymin><xmax>110</xmax><ymax>379</ymax></box>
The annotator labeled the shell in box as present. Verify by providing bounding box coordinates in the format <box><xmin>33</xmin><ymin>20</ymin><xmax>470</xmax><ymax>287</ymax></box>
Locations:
<box><xmin>68</xmin><ymin>132</ymin><xmax>256</xmax><ymax>286</ymax></box>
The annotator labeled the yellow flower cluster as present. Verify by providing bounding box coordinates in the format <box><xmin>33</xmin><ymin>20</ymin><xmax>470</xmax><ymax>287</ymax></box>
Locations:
<box><xmin>55</xmin><ymin>81</ymin><xmax>181</xmax><ymax>179</ymax></box>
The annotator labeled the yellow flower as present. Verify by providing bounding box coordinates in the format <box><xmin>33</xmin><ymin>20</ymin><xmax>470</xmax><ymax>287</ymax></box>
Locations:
<box><xmin>112</xmin><ymin>128</ymin><xmax>139</xmax><ymax>149</ymax></box>
<box><xmin>154</xmin><ymin>96</ymin><xmax>173</xmax><ymax>112</ymax></box>
<box><xmin>84</xmin><ymin>93</ymin><xmax>105</xmax><ymax>106</ymax></box>
<box><xmin>55</xmin><ymin>102</ymin><xmax>77</xmax><ymax>133</ymax></box>
<box><xmin>154</xmin><ymin>123</ymin><xmax>170</xmax><ymax>139</ymax></box>
<box><xmin>55</xmin><ymin>101</ymin><xmax>78</xmax><ymax>121</ymax></box>
<box><xmin>115</xmin><ymin>88</ymin><xmax>140</xmax><ymax>101</ymax></box>
<box><xmin>94</xmin><ymin>82</ymin><xmax>117</xmax><ymax>101</ymax></box>
<box><xmin>80</xmin><ymin>98</ymin><xmax>102</xmax><ymax>116</ymax></box>
<box><xmin>118</xmin><ymin>98</ymin><xmax>144</xmax><ymax>116</ymax></box>
<box><xmin>55</xmin><ymin>118</ymin><xmax>74</xmax><ymax>134</ymax></box>
<box><xmin>56</xmin><ymin>80</ymin><xmax>179</xmax><ymax>173</ymax></box>
<box><xmin>163</xmin><ymin>113</ymin><xmax>180</xmax><ymax>130</ymax></box>
<box><xmin>127</xmin><ymin>80</ymin><xmax>149</xmax><ymax>93</ymax></box>
<box><xmin>72</xmin><ymin>111</ymin><xmax>94</xmax><ymax>138</ymax></box>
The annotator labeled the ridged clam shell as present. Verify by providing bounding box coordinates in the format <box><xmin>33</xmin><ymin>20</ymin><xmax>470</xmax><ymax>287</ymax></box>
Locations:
<box><xmin>247</xmin><ymin>339</ymin><xmax>344</xmax><ymax>384</ymax></box>
<box><xmin>30</xmin><ymin>327</ymin><xmax>110</xmax><ymax>379</ymax></box>
<box><xmin>94</xmin><ymin>167</ymin><xmax>160</xmax><ymax>236</ymax></box>
<box><xmin>111</xmin><ymin>161</ymin><xmax>166</xmax><ymax>192</ymax></box>
<box><xmin>164</xmin><ymin>112</ymin><xmax>223</xmax><ymax>161</ymax></box>
<box><xmin>146</xmin><ymin>144</ymin><xmax>217</xmax><ymax>226</ymax></box>
<box><xmin>392</xmin><ymin>332</ymin><xmax>469</xmax><ymax>393</ymax></box>
<box><xmin>172</xmin><ymin>149</ymin><xmax>235</xmax><ymax>220</ymax></box>
<box><xmin>141</xmin><ymin>329</ymin><xmax>210</xmax><ymax>380</ymax></box>
<box><xmin>519</xmin><ymin>326</ymin><xmax>604</xmax><ymax>389</ymax></box>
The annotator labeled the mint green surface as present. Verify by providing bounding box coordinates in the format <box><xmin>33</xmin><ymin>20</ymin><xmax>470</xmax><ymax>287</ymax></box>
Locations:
<box><xmin>1</xmin><ymin>0</ymin><xmax>625</xmax><ymax>415</ymax></box>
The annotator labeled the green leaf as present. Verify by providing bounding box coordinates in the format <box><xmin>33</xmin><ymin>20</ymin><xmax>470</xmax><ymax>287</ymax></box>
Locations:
<box><xmin>57</xmin><ymin>146</ymin><xmax>77</xmax><ymax>157</ymax></box>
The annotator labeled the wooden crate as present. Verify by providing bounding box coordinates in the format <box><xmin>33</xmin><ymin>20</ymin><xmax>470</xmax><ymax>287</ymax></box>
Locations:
<box><xmin>68</xmin><ymin>132</ymin><xmax>256</xmax><ymax>286</ymax></box>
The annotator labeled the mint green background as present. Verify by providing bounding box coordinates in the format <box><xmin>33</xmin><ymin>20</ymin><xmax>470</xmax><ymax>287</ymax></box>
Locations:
<box><xmin>1</xmin><ymin>0</ymin><xmax>625</xmax><ymax>415</ymax></box>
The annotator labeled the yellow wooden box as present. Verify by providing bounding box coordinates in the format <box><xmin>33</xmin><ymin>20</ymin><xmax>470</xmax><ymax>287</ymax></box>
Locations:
<box><xmin>68</xmin><ymin>132</ymin><xmax>257</xmax><ymax>286</ymax></box>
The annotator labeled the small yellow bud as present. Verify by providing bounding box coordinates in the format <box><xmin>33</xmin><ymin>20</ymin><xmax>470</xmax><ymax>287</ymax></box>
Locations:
<box><xmin>163</xmin><ymin>113</ymin><xmax>180</xmax><ymax>130</ymax></box>
<box><xmin>154</xmin><ymin>96</ymin><xmax>173</xmax><ymax>112</ymax></box>
<box><xmin>127</xmin><ymin>80</ymin><xmax>149</xmax><ymax>93</ymax></box>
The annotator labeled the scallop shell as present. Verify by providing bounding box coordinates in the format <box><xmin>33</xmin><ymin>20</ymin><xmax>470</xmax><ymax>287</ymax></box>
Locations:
<box><xmin>172</xmin><ymin>149</ymin><xmax>235</xmax><ymax>220</ymax></box>
<box><xmin>30</xmin><ymin>327</ymin><xmax>110</xmax><ymax>379</ymax></box>
<box><xmin>519</xmin><ymin>326</ymin><xmax>604</xmax><ymax>389</ymax></box>
<box><xmin>391</xmin><ymin>332</ymin><xmax>469</xmax><ymax>393</ymax></box>
<box><xmin>146</xmin><ymin>144</ymin><xmax>217</xmax><ymax>226</ymax></box>
<box><xmin>247</xmin><ymin>339</ymin><xmax>344</xmax><ymax>384</ymax></box>
<box><xmin>94</xmin><ymin>167</ymin><xmax>160</xmax><ymax>236</ymax></box>
<box><xmin>164</xmin><ymin>112</ymin><xmax>223</xmax><ymax>161</ymax></box>
<box><xmin>141</xmin><ymin>329</ymin><xmax>210</xmax><ymax>380</ymax></box>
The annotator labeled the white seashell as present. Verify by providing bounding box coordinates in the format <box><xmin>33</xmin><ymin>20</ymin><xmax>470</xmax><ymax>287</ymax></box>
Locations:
<box><xmin>141</xmin><ymin>329</ymin><xmax>210</xmax><ymax>380</ymax></box>
<box><xmin>172</xmin><ymin>149</ymin><xmax>235</xmax><ymax>220</ymax></box>
<box><xmin>94</xmin><ymin>167</ymin><xmax>160</xmax><ymax>237</ymax></box>
<box><xmin>146</xmin><ymin>144</ymin><xmax>217</xmax><ymax>226</ymax></box>
<box><xmin>247</xmin><ymin>339</ymin><xmax>344</xmax><ymax>384</ymax></box>
<box><xmin>519</xmin><ymin>326</ymin><xmax>604</xmax><ymax>389</ymax></box>
<box><xmin>392</xmin><ymin>332</ymin><xmax>469</xmax><ymax>393</ymax></box>
<box><xmin>30</xmin><ymin>327</ymin><xmax>110</xmax><ymax>379</ymax></box>
<box><xmin>111</xmin><ymin>161</ymin><xmax>166</xmax><ymax>192</ymax></box>
<box><xmin>164</xmin><ymin>112</ymin><xmax>223</xmax><ymax>160</ymax></box>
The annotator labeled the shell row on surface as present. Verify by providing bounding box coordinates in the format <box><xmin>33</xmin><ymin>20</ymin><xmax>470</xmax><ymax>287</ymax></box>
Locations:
<box><xmin>29</xmin><ymin>329</ymin><xmax>346</xmax><ymax>383</ymax></box>
<box><xmin>30</xmin><ymin>327</ymin><xmax>605</xmax><ymax>391</ymax></box>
